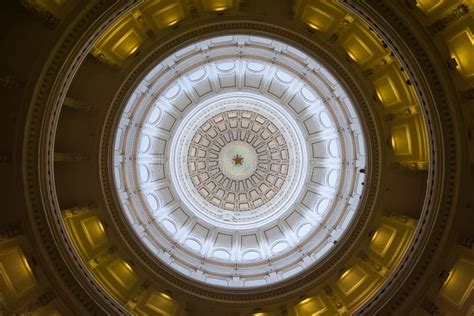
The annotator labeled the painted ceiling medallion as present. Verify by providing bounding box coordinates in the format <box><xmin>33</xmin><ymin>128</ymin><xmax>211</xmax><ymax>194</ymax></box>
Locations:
<box><xmin>170</xmin><ymin>95</ymin><xmax>306</xmax><ymax>226</ymax></box>
<box><xmin>114</xmin><ymin>35</ymin><xmax>366</xmax><ymax>288</ymax></box>
<box><xmin>187</xmin><ymin>109</ymin><xmax>290</xmax><ymax>212</ymax></box>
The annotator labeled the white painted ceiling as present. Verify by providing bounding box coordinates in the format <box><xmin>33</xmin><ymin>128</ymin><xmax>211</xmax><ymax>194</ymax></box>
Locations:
<box><xmin>113</xmin><ymin>35</ymin><xmax>367</xmax><ymax>288</ymax></box>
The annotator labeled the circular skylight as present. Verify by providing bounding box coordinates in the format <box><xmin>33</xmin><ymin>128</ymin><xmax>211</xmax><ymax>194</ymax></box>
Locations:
<box><xmin>113</xmin><ymin>35</ymin><xmax>367</xmax><ymax>288</ymax></box>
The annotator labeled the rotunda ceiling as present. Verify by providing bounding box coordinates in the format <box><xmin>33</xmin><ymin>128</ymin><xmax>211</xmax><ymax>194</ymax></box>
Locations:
<box><xmin>114</xmin><ymin>35</ymin><xmax>367</xmax><ymax>288</ymax></box>
<box><xmin>15</xmin><ymin>0</ymin><xmax>471</xmax><ymax>314</ymax></box>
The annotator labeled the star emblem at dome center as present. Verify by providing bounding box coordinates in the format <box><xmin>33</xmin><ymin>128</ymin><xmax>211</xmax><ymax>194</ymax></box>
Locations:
<box><xmin>232</xmin><ymin>154</ymin><xmax>244</xmax><ymax>166</ymax></box>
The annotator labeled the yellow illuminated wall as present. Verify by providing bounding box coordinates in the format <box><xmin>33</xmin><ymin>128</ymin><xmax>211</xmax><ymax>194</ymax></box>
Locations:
<box><xmin>293</xmin><ymin>295</ymin><xmax>338</xmax><ymax>316</ymax></box>
<box><xmin>92</xmin><ymin>257</ymin><xmax>141</xmax><ymax>303</ymax></box>
<box><xmin>289</xmin><ymin>216</ymin><xmax>417</xmax><ymax>315</ymax></box>
<box><xmin>447</xmin><ymin>20</ymin><xmax>474</xmax><ymax>79</ymax></box>
<box><xmin>373</xmin><ymin>64</ymin><xmax>412</xmax><ymax>108</ymax></box>
<box><xmin>62</xmin><ymin>207</ymin><xmax>181</xmax><ymax>313</ymax></box>
<box><xmin>0</xmin><ymin>239</ymin><xmax>38</xmax><ymax>311</ymax></box>
<box><xmin>140</xmin><ymin>0</ymin><xmax>185</xmax><ymax>28</ymax></box>
<box><xmin>440</xmin><ymin>256</ymin><xmax>474</xmax><ymax>308</ymax></box>
<box><xmin>89</xmin><ymin>0</ymin><xmax>244</xmax><ymax>66</ymax></box>
<box><xmin>91</xmin><ymin>0</ymin><xmax>190</xmax><ymax>67</ymax></box>
<box><xmin>334</xmin><ymin>262</ymin><xmax>382</xmax><ymax>310</ymax></box>
<box><xmin>92</xmin><ymin>14</ymin><xmax>147</xmax><ymax>67</ymax></box>
<box><xmin>134</xmin><ymin>289</ymin><xmax>179</xmax><ymax>315</ymax></box>
<box><xmin>63</xmin><ymin>208</ymin><xmax>109</xmax><ymax>260</ymax></box>
<box><xmin>299</xmin><ymin>1</ymin><xmax>346</xmax><ymax>32</ymax></box>
<box><xmin>369</xmin><ymin>217</ymin><xmax>416</xmax><ymax>269</ymax></box>
<box><xmin>340</xmin><ymin>20</ymin><xmax>386</xmax><ymax>67</ymax></box>
<box><xmin>416</xmin><ymin>0</ymin><xmax>460</xmax><ymax>17</ymax></box>
<box><xmin>417</xmin><ymin>1</ymin><xmax>474</xmax><ymax>82</ymax></box>
<box><xmin>294</xmin><ymin>0</ymin><xmax>429</xmax><ymax>169</ymax></box>
<box><xmin>198</xmin><ymin>0</ymin><xmax>237</xmax><ymax>12</ymax></box>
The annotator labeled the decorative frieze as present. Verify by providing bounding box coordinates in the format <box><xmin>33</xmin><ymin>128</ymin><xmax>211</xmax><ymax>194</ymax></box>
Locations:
<box><xmin>385</xmin><ymin>105</ymin><xmax>419</xmax><ymax>121</ymax></box>
<box><xmin>16</xmin><ymin>290</ymin><xmax>56</xmax><ymax>314</ymax></box>
<box><xmin>329</xmin><ymin>14</ymin><xmax>354</xmax><ymax>43</ymax></box>
<box><xmin>0</xmin><ymin>75</ymin><xmax>21</xmax><ymax>90</ymax></box>
<box><xmin>429</xmin><ymin>4</ymin><xmax>470</xmax><ymax>33</ymax></box>
<box><xmin>393</xmin><ymin>160</ymin><xmax>429</xmax><ymax>171</ymax></box>
<box><xmin>20</xmin><ymin>0</ymin><xmax>60</xmax><ymax>28</ymax></box>
<box><xmin>460</xmin><ymin>88</ymin><xmax>474</xmax><ymax>101</ymax></box>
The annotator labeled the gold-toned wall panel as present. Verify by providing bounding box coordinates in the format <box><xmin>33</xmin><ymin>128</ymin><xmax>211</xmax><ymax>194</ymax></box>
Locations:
<box><xmin>390</xmin><ymin>115</ymin><xmax>429</xmax><ymax>164</ymax></box>
<box><xmin>198</xmin><ymin>0</ymin><xmax>237</xmax><ymax>11</ymax></box>
<box><xmin>135</xmin><ymin>289</ymin><xmax>178</xmax><ymax>315</ymax></box>
<box><xmin>63</xmin><ymin>209</ymin><xmax>109</xmax><ymax>260</ymax></box>
<box><xmin>337</xmin><ymin>265</ymin><xmax>368</xmax><ymax>296</ymax></box>
<box><xmin>447</xmin><ymin>20</ymin><xmax>474</xmax><ymax>79</ymax></box>
<box><xmin>416</xmin><ymin>0</ymin><xmax>459</xmax><ymax>16</ymax></box>
<box><xmin>113</xmin><ymin>29</ymin><xmax>143</xmax><ymax>57</ymax></box>
<box><xmin>299</xmin><ymin>1</ymin><xmax>346</xmax><ymax>32</ymax></box>
<box><xmin>373</xmin><ymin>64</ymin><xmax>412</xmax><ymax>109</ymax></box>
<box><xmin>369</xmin><ymin>224</ymin><xmax>397</xmax><ymax>257</ymax></box>
<box><xmin>93</xmin><ymin>257</ymin><xmax>141</xmax><ymax>303</ymax></box>
<box><xmin>391</xmin><ymin>124</ymin><xmax>413</xmax><ymax>156</ymax></box>
<box><xmin>0</xmin><ymin>241</ymin><xmax>37</xmax><ymax>309</ymax></box>
<box><xmin>341</xmin><ymin>21</ymin><xmax>385</xmax><ymax>67</ymax></box>
<box><xmin>369</xmin><ymin>217</ymin><xmax>416</xmax><ymax>269</ymax></box>
<box><xmin>140</xmin><ymin>0</ymin><xmax>186</xmax><ymax>29</ymax></box>
<box><xmin>92</xmin><ymin>15</ymin><xmax>146</xmax><ymax>66</ymax></box>
<box><xmin>374</xmin><ymin>75</ymin><xmax>402</xmax><ymax>107</ymax></box>
<box><xmin>335</xmin><ymin>262</ymin><xmax>381</xmax><ymax>309</ymax></box>
<box><xmin>440</xmin><ymin>256</ymin><xmax>474</xmax><ymax>306</ymax></box>
<box><xmin>293</xmin><ymin>294</ymin><xmax>338</xmax><ymax>316</ymax></box>
<box><xmin>91</xmin><ymin>0</ymin><xmax>192</xmax><ymax>67</ymax></box>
